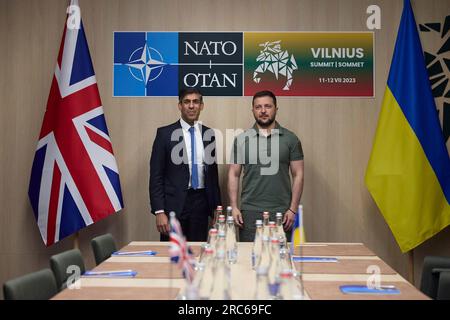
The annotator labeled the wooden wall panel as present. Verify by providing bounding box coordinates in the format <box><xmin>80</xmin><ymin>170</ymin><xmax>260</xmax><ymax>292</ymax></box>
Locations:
<box><xmin>1</xmin><ymin>0</ymin><xmax>449</xmax><ymax>298</ymax></box>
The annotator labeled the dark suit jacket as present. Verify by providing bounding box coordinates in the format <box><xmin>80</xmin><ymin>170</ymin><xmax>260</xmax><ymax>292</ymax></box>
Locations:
<box><xmin>149</xmin><ymin>120</ymin><xmax>221</xmax><ymax>218</ymax></box>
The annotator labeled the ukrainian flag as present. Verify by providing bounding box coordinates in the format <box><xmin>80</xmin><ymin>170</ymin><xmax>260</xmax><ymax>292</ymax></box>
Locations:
<box><xmin>365</xmin><ymin>0</ymin><xmax>450</xmax><ymax>253</ymax></box>
<box><xmin>292</xmin><ymin>205</ymin><xmax>306</xmax><ymax>248</ymax></box>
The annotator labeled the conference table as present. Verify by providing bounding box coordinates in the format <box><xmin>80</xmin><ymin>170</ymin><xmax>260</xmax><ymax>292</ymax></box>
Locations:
<box><xmin>52</xmin><ymin>241</ymin><xmax>429</xmax><ymax>300</ymax></box>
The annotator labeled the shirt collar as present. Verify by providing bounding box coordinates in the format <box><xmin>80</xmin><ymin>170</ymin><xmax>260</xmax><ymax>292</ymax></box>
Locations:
<box><xmin>251</xmin><ymin>121</ymin><xmax>284</xmax><ymax>136</ymax></box>
<box><xmin>180</xmin><ymin>118</ymin><xmax>202</xmax><ymax>133</ymax></box>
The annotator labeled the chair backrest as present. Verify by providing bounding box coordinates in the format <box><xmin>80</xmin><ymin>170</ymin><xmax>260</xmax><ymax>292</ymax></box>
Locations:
<box><xmin>420</xmin><ymin>256</ymin><xmax>450</xmax><ymax>299</ymax></box>
<box><xmin>50</xmin><ymin>248</ymin><xmax>85</xmax><ymax>291</ymax></box>
<box><xmin>91</xmin><ymin>233</ymin><xmax>117</xmax><ymax>265</ymax></box>
<box><xmin>437</xmin><ymin>271</ymin><xmax>450</xmax><ymax>300</ymax></box>
<box><xmin>3</xmin><ymin>268</ymin><xmax>57</xmax><ymax>300</ymax></box>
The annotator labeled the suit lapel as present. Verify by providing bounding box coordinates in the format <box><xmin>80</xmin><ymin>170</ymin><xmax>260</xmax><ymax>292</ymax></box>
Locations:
<box><xmin>171</xmin><ymin>121</ymin><xmax>189</xmax><ymax>175</ymax></box>
<box><xmin>200</xmin><ymin>124</ymin><xmax>214</xmax><ymax>177</ymax></box>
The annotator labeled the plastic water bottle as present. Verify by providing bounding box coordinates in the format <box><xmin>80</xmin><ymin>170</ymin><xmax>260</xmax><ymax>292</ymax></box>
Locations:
<box><xmin>279</xmin><ymin>269</ymin><xmax>304</xmax><ymax>300</ymax></box>
<box><xmin>268</xmin><ymin>237</ymin><xmax>282</xmax><ymax>298</ymax></box>
<box><xmin>275</xmin><ymin>212</ymin><xmax>287</xmax><ymax>248</ymax></box>
<box><xmin>257</xmin><ymin>236</ymin><xmax>271</xmax><ymax>270</ymax></box>
<box><xmin>225</xmin><ymin>216</ymin><xmax>238</xmax><ymax>264</ymax></box>
<box><xmin>254</xmin><ymin>266</ymin><xmax>272</xmax><ymax>300</ymax></box>
<box><xmin>215</xmin><ymin>230</ymin><xmax>226</xmax><ymax>257</ymax></box>
<box><xmin>198</xmin><ymin>247</ymin><xmax>215</xmax><ymax>299</ymax></box>
<box><xmin>226</xmin><ymin>206</ymin><xmax>233</xmax><ymax>218</ymax></box>
<box><xmin>262</xmin><ymin>211</ymin><xmax>270</xmax><ymax>238</ymax></box>
<box><xmin>214</xmin><ymin>205</ymin><xmax>223</xmax><ymax>229</ymax></box>
<box><xmin>279</xmin><ymin>247</ymin><xmax>293</xmax><ymax>272</ymax></box>
<box><xmin>268</xmin><ymin>221</ymin><xmax>277</xmax><ymax>239</ymax></box>
<box><xmin>209</xmin><ymin>250</ymin><xmax>231</xmax><ymax>300</ymax></box>
<box><xmin>251</xmin><ymin>220</ymin><xmax>263</xmax><ymax>269</ymax></box>
<box><xmin>207</xmin><ymin>228</ymin><xmax>218</xmax><ymax>255</ymax></box>
<box><xmin>217</xmin><ymin>215</ymin><xmax>226</xmax><ymax>233</ymax></box>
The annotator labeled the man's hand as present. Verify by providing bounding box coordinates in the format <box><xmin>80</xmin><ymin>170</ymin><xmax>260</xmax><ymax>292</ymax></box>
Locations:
<box><xmin>232</xmin><ymin>208</ymin><xmax>244</xmax><ymax>228</ymax></box>
<box><xmin>156</xmin><ymin>212</ymin><xmax>170</xmax><ymax>235</ymax></box>
<box><xmin>283</xmin><ymin>209</ymin><xmax>296</xmax><ymax>231</ymax></box>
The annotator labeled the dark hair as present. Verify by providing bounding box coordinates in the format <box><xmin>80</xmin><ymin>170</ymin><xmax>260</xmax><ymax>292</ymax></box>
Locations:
<box><xmin>179</xmin><ymin>87</ymin><xmax>203</xmax><ymax>103</ymax></box>
<box><xmin>252</xmin><ymin>90</ymin><xmax>277</xmax><ymax>107</ymax></box>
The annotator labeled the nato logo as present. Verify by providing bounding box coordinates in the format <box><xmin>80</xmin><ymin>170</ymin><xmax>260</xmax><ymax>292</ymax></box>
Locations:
<box><xmin>113</xmin><ymin>32</ymin><xmax>243</xmax><ymax>97</ymax></box>
<box><xmin>114</xmin><ymin>32</ymin><xmax>178</xmax><ymax>96</ymax></box>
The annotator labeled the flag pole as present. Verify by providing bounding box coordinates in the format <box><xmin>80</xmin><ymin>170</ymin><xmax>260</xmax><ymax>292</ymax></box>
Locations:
<box><xmin>73</xmin><ymin>231</ymin><xmax>79</xmax><ymax>249</ymax></box>
<box><xmin>299</xmin><ymin>205</ymin><xmax>305</xmax><ymax>298</ymax></box>
<box><xmin>168</xmin><ymin>215</ymin><xmax>173</xmax><ymax>299</ymax></box>
<box><xmin>408</xmin><ymin>249</ymin><xmax>415</xmax><ymax>285</ymax></box>
<box><xmin>169</xmin><ymin>255</ymin><xmax>173</xmax><ymax>299</ymax></box>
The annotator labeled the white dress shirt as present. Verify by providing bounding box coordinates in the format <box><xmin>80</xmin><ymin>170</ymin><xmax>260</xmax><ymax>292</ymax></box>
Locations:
<box><xmin>180</xmin><ymin>118</ymin><xmax>205</xmax><ymax>189</ymax></box>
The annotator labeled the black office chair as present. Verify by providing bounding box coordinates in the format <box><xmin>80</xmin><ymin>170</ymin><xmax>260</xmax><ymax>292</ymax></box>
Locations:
<box><xmin>420</xmin><ymin>256</ymin><xmax>450</xmax><ymax>299</ymax></box>
<box><xmin>50</xmin><ymin>248</ymin><xmax>85</xmax><ymax>291</ymax></box>
<box><xmin>3</xmin><ymin>268</ymin><xmax>57</xmax><ymax>300</ymax></box>
<box><xmin>437</xmin><ymin>271</ymin><xmax>450</xmax><ymax>300</ymax></box>
<box><xmin>91</xmin><ymin>233</ymin><xmax>117</xmax><ymax>265</ymax></box>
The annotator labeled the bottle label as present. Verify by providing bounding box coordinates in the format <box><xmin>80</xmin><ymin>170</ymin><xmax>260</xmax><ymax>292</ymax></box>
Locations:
<box><xmin>227</xmin><ymin>249</ymin><xmax>237</xmax><ymax>264</ymax></box>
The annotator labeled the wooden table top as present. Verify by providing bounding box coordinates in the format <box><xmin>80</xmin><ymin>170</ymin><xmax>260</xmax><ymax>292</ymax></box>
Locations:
<box><xmin>52</xmin><ymin>241</ymin><xmax>429</xmax><ymax>300</ymax></box>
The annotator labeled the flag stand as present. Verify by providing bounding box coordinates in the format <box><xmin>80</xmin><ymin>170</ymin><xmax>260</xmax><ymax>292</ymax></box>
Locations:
<box><xmin>408</xmin><ymin>249</ymin><xmax>415</xmax><ymax>285</ymax></box>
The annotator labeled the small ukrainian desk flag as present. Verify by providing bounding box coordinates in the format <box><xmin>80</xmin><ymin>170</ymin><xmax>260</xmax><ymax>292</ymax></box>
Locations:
<box><xmin>291</xmin><ymin>205</ymin><xmax>306</xmax><ymax>252</ymax></box>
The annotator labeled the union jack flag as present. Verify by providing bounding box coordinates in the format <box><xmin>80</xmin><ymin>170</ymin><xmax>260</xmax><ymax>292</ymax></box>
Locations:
<box><xmin>28</xmin><ymin>0</ymin><xmax>123</xmax><ymax>246</ymax></box>
<box><xmin>169</xmin><ymin>212</ymin><xmax>196</xmax><ymax>283</ymax></box>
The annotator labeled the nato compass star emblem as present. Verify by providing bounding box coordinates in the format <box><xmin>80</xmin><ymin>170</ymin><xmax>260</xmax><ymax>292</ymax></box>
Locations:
<box><xmin>125</xmin><ymin>43</ymin><xmax>166</xmax><ymax>84</ymax></box>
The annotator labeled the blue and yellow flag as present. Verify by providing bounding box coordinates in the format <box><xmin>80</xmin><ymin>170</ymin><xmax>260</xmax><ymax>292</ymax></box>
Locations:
<box><xmin>291</xmin><ymin>205</ymin><xmax>306</xmax><ymax>250</ymax></box>
<box><xmin>365</xmin><ymin>0</ymin><xmax>450</xmax><ymax>253</ymax></box>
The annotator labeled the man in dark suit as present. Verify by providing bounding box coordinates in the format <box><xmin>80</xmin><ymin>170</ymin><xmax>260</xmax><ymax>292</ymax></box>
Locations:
<box><xmin>150</xmin><ymin>88</ymin><xmax>221</xmax><ymax>241</ymax></box>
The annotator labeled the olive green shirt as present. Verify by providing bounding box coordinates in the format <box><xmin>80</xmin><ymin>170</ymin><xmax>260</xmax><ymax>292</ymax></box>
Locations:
<box><xmin>231</xmin><ymin>122</ymin><xmax>304</xmax><ymax>212</ymax></box>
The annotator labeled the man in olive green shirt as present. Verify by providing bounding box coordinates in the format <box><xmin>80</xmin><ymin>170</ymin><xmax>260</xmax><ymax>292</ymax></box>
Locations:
<box><xmin>228</xmin><ymin>90</ymin><xmax>304</xmax><ymax>241</ymax></box>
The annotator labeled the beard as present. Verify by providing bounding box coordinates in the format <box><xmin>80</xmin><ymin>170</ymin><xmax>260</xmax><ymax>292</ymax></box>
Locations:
<box><xmin>255</xmin><ymin>116</ymin><xmax>275</xmax><ymax>128</ymax></box>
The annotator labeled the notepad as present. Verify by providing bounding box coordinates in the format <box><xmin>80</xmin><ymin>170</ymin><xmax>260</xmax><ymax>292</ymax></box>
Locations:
<box><xmin>83</xmin><ymin>270</ymin><xmax>138</xmax><ymax>278</ymax></box>
<box><xmin>292</xmin><ymin>256</ymin><xmax>338</xmax><ymax>263</ymax></box>
<box><xmin>340</xmin><ymin>285</ymin><xmax>400</xmax><ymax>295</ymax></box>
<box><xmin>112</xmin><ymin>250</ymin><xmax>157</xmax><ymax>256</ymax></box>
